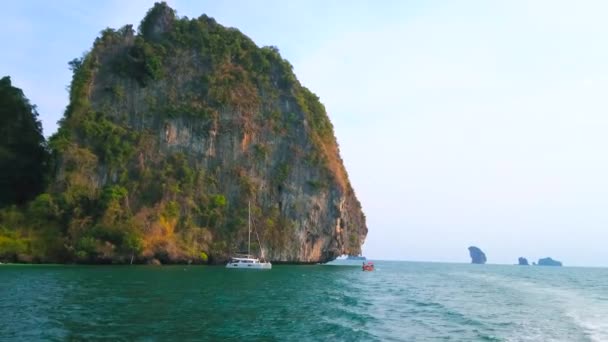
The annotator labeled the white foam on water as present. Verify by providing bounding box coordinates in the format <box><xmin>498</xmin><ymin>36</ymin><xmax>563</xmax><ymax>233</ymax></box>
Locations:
<box><xmin>456</xmin><ymin>272</ymin><xmax>608</xmax><ymax>342</ymax></box>
<box><xmin>564</xmin><ymin>300</ymin><xmax>608</xmax><ymax>342</ymax></box>
<box><xmin>512</xmin><ymin>282</ymin><xmax>608</xmax><ymax>342</ymax></box>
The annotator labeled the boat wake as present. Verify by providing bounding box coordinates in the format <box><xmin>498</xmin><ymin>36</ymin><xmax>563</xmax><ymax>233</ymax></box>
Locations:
<box><xmin>457</xmin><ymin>272</ymin><xmax>608</xmax><ymax>341</ymax></box>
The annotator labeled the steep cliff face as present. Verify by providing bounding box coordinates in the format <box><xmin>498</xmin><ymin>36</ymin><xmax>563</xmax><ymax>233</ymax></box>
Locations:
<box><xmin>49</xmin><ymin>3</ymin><xmax>366</xmax><ymax>263</ymax></box>
<box><xmin>468</xmin><ymin>246</ymin><xmax>486</xmax><ymax>264</ymax></box>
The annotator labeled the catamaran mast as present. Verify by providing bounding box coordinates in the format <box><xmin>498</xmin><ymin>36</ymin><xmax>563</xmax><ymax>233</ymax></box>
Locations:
<box><xmin>248</xmin><ymin>200</ymin><xmax>251</xmax><ymax>258</ymax></box>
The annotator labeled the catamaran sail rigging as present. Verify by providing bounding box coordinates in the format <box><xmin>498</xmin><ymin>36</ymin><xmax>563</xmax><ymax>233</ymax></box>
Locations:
<box><xmin>225</xmin><ymin>201</ymin><xmax>272</xmax><ymax>269</ymax></box>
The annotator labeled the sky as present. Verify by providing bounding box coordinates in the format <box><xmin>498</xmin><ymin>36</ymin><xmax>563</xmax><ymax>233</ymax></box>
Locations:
<box><xmin>2</xmin><ymin>1</ymin><xmax>608</xmax><ymax>266</ymax></box>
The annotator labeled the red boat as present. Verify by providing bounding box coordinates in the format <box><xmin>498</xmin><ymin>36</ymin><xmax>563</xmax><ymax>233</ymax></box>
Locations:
<box><xmin>362</xmin><ymin>262</ymin><xmax>374</xmax><ymax>271</ymax></box>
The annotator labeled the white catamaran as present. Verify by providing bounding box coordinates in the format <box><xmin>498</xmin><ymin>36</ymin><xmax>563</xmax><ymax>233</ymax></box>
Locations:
<box><xmin>226</xmin><ymin>201</ymin><xmax>272</xmax><ymax>269</ymax></box>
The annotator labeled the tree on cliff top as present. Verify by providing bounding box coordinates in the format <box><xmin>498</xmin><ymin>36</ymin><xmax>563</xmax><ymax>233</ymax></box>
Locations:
<box><xmin>0</xmin><ymin>76</ymin><xmax>49</xmax><ymax>207</ymax></box>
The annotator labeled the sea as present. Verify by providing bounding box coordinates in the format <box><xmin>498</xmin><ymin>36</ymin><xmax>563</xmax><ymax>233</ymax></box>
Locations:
<box><xmin>1</xmin><ymin>261</ymin><xmax>607</xmax><ymax>341</ymax></box>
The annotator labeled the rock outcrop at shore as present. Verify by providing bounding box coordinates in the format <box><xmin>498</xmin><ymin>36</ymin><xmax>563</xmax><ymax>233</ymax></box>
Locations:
<box><xmin>8</xmin><ymin>2</ymin><xmax>367</xmax><ymax>264</ymax></box>
<box><xmin>538</xmin><ymin>257</ymin><xmax>562</xmax><ymax>266</ymax></box>
<box><xmin>468</xmin><ymin>246</ymin><xmax>487</xmax><ymax>264</ymax></box>
<box><xmin>518</xmin><ymin>257</ymin><xmax>529</xmax><ymax>265</ymax></box>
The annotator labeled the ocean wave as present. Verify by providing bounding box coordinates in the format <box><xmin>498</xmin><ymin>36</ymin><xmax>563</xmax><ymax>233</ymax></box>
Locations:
<box><xmin>456</xmin><ymin>270</ymin><xmax>608</xmax><ymax>341</ymax></box>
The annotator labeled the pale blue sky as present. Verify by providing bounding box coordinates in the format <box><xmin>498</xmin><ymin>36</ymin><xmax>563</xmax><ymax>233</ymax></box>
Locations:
<box><xmin>2</xmin><ymin>1</ymin><xmax>608</xmax><ymax>266</ymax></box>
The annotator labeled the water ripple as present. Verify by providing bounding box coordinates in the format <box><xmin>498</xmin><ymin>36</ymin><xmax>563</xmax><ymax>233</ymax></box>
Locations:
<box><xmin>1</xmin><ymin>262</ymin><xmax>607</xmax><ymax>341</ymax></box>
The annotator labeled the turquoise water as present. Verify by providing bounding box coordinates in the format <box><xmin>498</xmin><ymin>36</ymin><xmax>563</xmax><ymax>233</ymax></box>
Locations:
<box><xmin>1</xmin><ymin>262</ymin><xmax>608</xmax><ymax>341</ymax></box>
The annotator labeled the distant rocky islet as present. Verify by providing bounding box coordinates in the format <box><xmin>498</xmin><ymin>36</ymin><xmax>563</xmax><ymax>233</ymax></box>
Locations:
<box><xmin>466</xmin><ymin>247</ymin><xmax>563</xmax><ymax>267</ymax></box>
<box><xmin>468</xmin><ymin>246</ymin><xmax>487</xmax><ymax>264</ymax></box>
<box><xmin>537</xmin><ymin>257</ymin><xmax>563</xmax><ymax>267</ymax></box>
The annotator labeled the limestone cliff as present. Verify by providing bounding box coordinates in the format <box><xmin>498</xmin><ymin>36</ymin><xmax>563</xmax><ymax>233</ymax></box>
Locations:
<box><xmin>537</xmin><ymin>257</ymin><xmax>562</xmax><ymax>266</ymax></box>
<box><xmin>468</xmin><ymin>246</ymin><xmax>487</xmax><ymax>264</ymax></box>
<box><xmin>49</xmin><ymin>3</ymin><xmax>367</xmax><ymax>264</ymax></box>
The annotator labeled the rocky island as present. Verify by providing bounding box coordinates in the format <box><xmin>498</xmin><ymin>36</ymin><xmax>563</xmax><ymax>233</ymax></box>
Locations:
<box><xmin>468</xmin><ymin>246</ymin><xmax>487</xmax><ymax>264</ymax></box>
<box><xmin>518</xmin><ymin>257</ymin><xmax>529</xmax><ymax>265</ymax></box>
<box><xmin>0</xmin><ymin>2</ymin><xmax>367</xmax><ymax>264</ymax></box>
<box><xmin>538</xmin><ymin>257</ymin><xmax>562</xmax><ymax>266</ymax></box>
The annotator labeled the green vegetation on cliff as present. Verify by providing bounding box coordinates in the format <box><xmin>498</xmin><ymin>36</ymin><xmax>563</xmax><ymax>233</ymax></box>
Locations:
<box><xmin>0</xmin><ymin>77</ymin><xmax>49</xmax><ymax>207</ymax></box>
<box><xmin>0</xmin><ymin>2</ymin><xmax>366</xmax><ymax>264</ymax></box>
<box><xmin>0</xmin><ymin>77</ymin><xmax>57</xmax><ymax>262</ymax></box>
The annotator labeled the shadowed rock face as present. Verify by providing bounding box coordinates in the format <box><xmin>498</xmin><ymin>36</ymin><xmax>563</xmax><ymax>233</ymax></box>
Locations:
<box><xmin>468</xmin><ymin>246</ymin><xmax>487</xmax><ymax>264</ymax></box>
<box><xmin>518</xmin><ymin>257</ymin><xmax>529</xmax><ymax>265</ymax></box>
<box><xmin>538</xmin><ymin>257</ymin><xmax>562</xmax><ymax>266</ymax></box>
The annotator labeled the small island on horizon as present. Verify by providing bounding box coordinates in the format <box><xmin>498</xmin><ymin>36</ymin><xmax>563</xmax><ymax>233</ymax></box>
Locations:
<box><xmin>463</xmin><ymin>247</ymin><xmax>565</xmax><ymax>267</ymax></box>
<box><xmin>468</xmin><ymin>246</ymin><xmax>487</xmax><ymax>264</ymax></box>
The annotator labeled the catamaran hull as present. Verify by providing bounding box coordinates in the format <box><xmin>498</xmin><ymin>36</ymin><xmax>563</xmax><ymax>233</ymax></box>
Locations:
<box><xmin>225</xmin><ymin>262</ymin><xmax>272</xmax><ymax>269</ymax></box>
